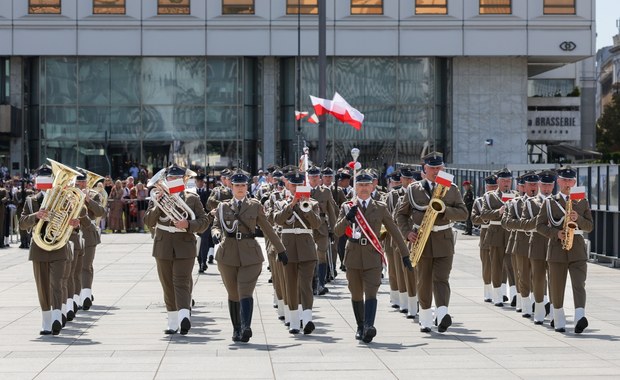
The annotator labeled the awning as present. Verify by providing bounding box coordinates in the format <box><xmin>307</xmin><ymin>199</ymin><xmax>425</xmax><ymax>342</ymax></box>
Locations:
<box><xmin>547</xmin><ymin>143</ymin><xmax>602</xmax><ymax>162</ymax></box>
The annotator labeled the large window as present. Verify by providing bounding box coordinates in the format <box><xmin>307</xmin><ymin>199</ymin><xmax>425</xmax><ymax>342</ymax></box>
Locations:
<box><xmin>416</xmin><ymin>0</ymin><xmax>447</xmax><ymax>15</ymax></box>
<box><xmin>479</xmin><ymin>0</ymin><xmax>511</xmax><ymax>15</ymax></box>
<box><xmin>158</xmin><ymin>0</ymin><xmax>190</xmax><ymax>15</ymax></box>
<box><xmin>29</xmin><ymin>0</ymin><xmax>61</xmax><ymax>14</ymax></box>
<box><xmin>222</xmin><ymin>0</ymin><xmax>255</xmax><ymax>15</ymax></box>
<box><xmin>351</xmin><ymin>0</ymin><xmax>383</xmax><ymax>15</ymax></box>
<box><xmin>544</xmin><ymin>0</ymin><xmax>576</xmax><ymax>15</ymax></box>
<box><xmin>93</xmin><ymin>0</ymin><xmax>125</xmax><ymax>15</ymax></box>
<box><xmin>286</xmin><ymin>0</ymin><xmax>318</xmax><ymax>15</ymax></box>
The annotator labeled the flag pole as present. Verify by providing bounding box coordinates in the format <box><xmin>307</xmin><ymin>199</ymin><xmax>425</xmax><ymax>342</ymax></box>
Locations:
<box><xmin>296</xmin><ymin>0</ymin><xmax>302</xmax><ymax>164</ymax></box>
<box><xmin>318</xmin><ymin>0</ymin><xmax>327</xmax><ymax>165</ymax></box>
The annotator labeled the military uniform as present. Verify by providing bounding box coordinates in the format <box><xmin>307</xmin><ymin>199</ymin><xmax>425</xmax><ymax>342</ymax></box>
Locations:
<box><xmin>335</xmin><ymin>170</ymin><xmax>411</xmax><ymax>343</ymax></box>
<box><xmin>470</xmin><ymin>175</ymin><xmax>497</xmax><ymax>302</ymax></box>
<box><xmin>272</xmin><ymin>171</ymin><xmax>321</xmax><ymax>334</ymax></box>
<box><xmin>395</xmin><ymin>153</ymin><xmax>468</xmax><ymax>333</ymax></box>
<box><xmin>143</xmin><ymin>165</ymin><xmax>209</xmax><ymax>335</ymax></box>
<box><xmin>212</xmin><ymin>170</ymin><xmax>286</xmax><ymax>342</ymax></box>
<box><xmin>19</xmin><ymin>166</ymin><xmax>72</xmax><ymax>335</ymax></box>
<box><xmin>384</xmin><ymin>173</ymin><xmax>407</xmax><ymax>310</ymax></box>
<box><xmin>263</xmin><ymin>184</ymin><xmax>288</xmax><ymax>322</ymax></box>
<box><xmin>322</xmin><ymin>167</ymin><xmax>345</xmax><ymax>279</ymax></box>
<box><xmin>535</xmin><ymin>167</ymin><xmax>593</xmax><ymax>333</ymax></box>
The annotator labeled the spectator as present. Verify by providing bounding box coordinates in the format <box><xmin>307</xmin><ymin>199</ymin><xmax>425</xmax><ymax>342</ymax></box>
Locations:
<box><xmin>462</xmin><ymin>180</ymin><xmax>474</xmax><ymax>235</ymax></box>
<box><xmin>250</xmin><ymin>176</ymin><xmax>260</xmax><ymax>196</ymax></box>
<box><xmin>136</xmin><ymin>183</ymin><xmax>148</xmax><ymax>232</ymax></box>
<box><xmin>129</xmin><ymin>162</ymin><xmax>139</xmax><ymax>180</ymax></box>
<box><xmin>108</xmin><ymin>180</ymin><xmax>125</xmax><ymax>233</ymax></box>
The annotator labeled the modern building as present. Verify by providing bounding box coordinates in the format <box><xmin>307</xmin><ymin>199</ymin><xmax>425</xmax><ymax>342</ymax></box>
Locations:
<box><xmin>596</xmin><ymin>29</ymin><xmax>620</xmax><ymax>121</ymax></box>
<box><xmin>0</xmin><ymin>0</ymin><xmax>595</xmax><ymax>178</ymax></box>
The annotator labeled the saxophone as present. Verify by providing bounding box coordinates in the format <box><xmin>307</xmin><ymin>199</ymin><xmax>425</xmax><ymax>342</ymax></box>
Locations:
<box><xmin>561</xmin><ymin>198</ymin><xmax>577</xmax><ymax>251</ymax></box>
<box><xmin>32</xmin><ymin>159</ymin><xmax>86</xmax><ymax>251</ymax></box>
<box><xmin>409</xmin><ymin>182</ymin><xmax>450</xmax><ymax>267</ymax></box>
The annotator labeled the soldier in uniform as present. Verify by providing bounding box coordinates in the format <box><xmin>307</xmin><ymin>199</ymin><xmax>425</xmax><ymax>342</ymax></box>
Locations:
<box><xmin>383</xmin><ymin>171</ymin><xmax>407</xmax><ymax>310</ymax></box>
<box><xmin>503</xmin><ymin>172</ymin><xmax>539</xmax><ymax>318</ymax></box>
<box><xmin>321</xmin><ymin>167</ymin><xmax>346</xmax><ymax>280</ymax></box>
<box><xmin>75</xmin><ymin>171</ymin><xmax>106</xmax><ymax>311</ymax></box>
<box><xmin>272</xmin><ymin>170</ymin><xmax>321</xmax><ymax>334</ymax></box>
<box><xmin>144</xmin><ymin>164</ymin><xmax>209</xmax><ymax>335</ymax></box>
<box><xmin>307</xmin><ymin>166</ymin><xmax>337</xmax><ymax>295</ymax></box>
<box><xmin>206</xmin><ymin>169</ymin><xmax>233</xmax><ymax>264</ymax></box>
<box><xmin>20</xmin><ymin>165</ymin><xmax>78</xmax><ymax>335</ymax></box>
<box><xmin>17</xmin><ymin>181</ymin><xmax>34</xmax><ymax>249</ymax></box>
<box><xmin>481</xmin><ymin>168</ymin><xmax>517</xmax><ymax>307</ymax></box>
<box><xmin>462</xmin><ymin>180</ymin><xmax>474</xmax><ymax>235</ymax></box>
<box><xmin>395</xmin><ymin>152</ymin><xmax>468</xmax><ymax>333</ymax></box>
<box><xmin>518</xmin><ymin>170</ymin><xmax>555</xmax><ymax>324</ymax></box>
<box><xmin>211</xmin><ymin>169</ymin><xmax>287</xmax><ymax>342</ymax></box>
<box><xmin>335</xmin><ymin>169</ymin><xmax>353</xmax><ymax>272</ymax></box>
<box><xmin>535</xmin><ymin>166</ymin><xmax>593</xmax><ymax>333</ymax></box>
<box><xmin>471</xmin><ymin>175</ymin><xmax>498</xmax><ymax>302</ymax></box>
<box><xmin>335</xmin><ymin>170</ymin><xmax>412</xmax><ymax>343</ymax></box>
<box><xmin>195</xmin><ymin>174</ymin><xmax>211</xmax><ymax>273</ymax></box>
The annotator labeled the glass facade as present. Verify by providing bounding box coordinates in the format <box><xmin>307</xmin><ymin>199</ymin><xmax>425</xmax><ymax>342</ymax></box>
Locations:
<box><xmin>281</xmin><ymin>57</ymin><xmax>448</xmax><ymax>169</ymax></box>
<box><xmin>527</xmin><ymin>79</ymin><xmax>575</xmax><ymax>97</ymax></box>
<box><xmin>29</xmin><ymin>57</ymin><xmax>259</xmax><ymax>179</ymax></box>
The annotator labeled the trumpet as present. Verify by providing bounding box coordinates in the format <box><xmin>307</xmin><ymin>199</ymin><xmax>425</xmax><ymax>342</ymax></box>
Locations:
<box><xmin>299</xmin><ymin>199</ymin><xmax>312</xmax><ymax>213</ymax></box>
<box><xmin>147</xmin><ymin>168</ymin><xmax>196</xmax><ymax>231</ymax></box>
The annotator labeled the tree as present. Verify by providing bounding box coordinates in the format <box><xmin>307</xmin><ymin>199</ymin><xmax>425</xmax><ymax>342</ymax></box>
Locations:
<box><xmin>597</xmin><ymin>93</ymin><xmax>620</xmax><ymax>155</ymax></box>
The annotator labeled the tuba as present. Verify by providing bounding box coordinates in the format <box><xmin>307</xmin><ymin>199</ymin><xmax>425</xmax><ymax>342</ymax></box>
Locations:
<box><xmin>409</xmin><ymin>181</ymin><xmax>450</xmax><ymax>267</ymax></box>
<box><xmin>561</xmin><ymin>198</ymin><xmax>577</xmax><ymax>251</ymax></box>
<box><xmin>33</xmin><ymin>159</ymin><xmax>86</xmax><ymax>251</ymax></box>
<box><xmin>147</xmin><ymin>168</ymin><xmax>196</xmax><ymax>232</ymax></box>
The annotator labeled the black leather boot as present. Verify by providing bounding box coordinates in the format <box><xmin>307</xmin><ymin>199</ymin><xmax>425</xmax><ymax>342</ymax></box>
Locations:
<box><xmin>228</xmin><ymin>300</ymin><xmax>241</xmax><ymax>342</ymax></box>
<box><xmin>318</xmin><ymin>263</ymin><xmax>329</xmax><ymax>295</ymax></box>
<box><xmin>352</xmin><ymin>300</ymin><xmax>364</xmax><ymax>340</ymax></box>
<box><xmin>362</xmin><ymin>298</ymin><xmax>377</xmax><ymax>343</ymax></box>
<box><xmin>240</xmin><ymin>297</ymin><xmax>254</xmax><ymax>343</ymax></box>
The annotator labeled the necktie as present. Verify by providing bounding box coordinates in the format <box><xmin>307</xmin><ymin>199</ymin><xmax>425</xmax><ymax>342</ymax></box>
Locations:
<box><xmin>361</xmin><ymin>200</ymin><xmax>367</xmax><ymax>212</ymax></box>
<box><xmin>238</xmin><ymin>200</ymin><xmax>242</xmax><ymax>210</ymax></box>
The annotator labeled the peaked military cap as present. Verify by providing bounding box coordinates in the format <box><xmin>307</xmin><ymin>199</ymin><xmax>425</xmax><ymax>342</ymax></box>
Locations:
<box><xmin>400</xmin><ymin>167</ymin><xmax>415</xmax><ymax>178</ymax></box>
<box><xmin>286</xmin><ymin>170</ymin><xmax>306</xmax><ymax>185</ymax></box>
<box><xmin>321</xmin><ymin>167</ymin><xmax>335</xmax><ymax>176</ymax></box>
<box><xmin>484</xmin><ymin>175</ymin><xmax>498</xmax><ymax>185</ymax></box>
<box><xmin>522</xmin><ymin>171</ymin><xmax>540</xmax><ymax>183</ymax></box>
<box><xmin>272</xmin><ymin>170</ymin><xmax>284</xmax><ymax>179</ymax></box>
<box><xmin>75</xmin><ymin>168</ymin><xmax>87</xmax><ymax>181</ymax></box>
<box><xmin>230</xmin><ymin>169</ymin><xmax>250</xmax><ymax>184</ymax></box>
<box><xmin>557</xmin><ymin>166</ymin><xmax>577</xmax><ymax>179</ymax></box>
<box><xmin>337</xmin><ymin>169</ymin><xmax>352</xmax><ymax>180</ymax></box>
<box><xmin>195</xmin><ymin>174</ymin><xmax>205</xmax><ymax>181</ymax></box>
<box><xmin>307</xmin><ymin>165</ymin><xmax>321</xmax><ymax>176</ymax></box>
<box><xmin>367</xmin><ymin>168</ymin><xmax>379</xmax><ymax>179</ymax></box>
<box><xmin>422</xmin><ymin>151</ymin><xmax>444</xmax><ymax>167</ymax></box>
<box><xmin>166</xmin><ymin>164</ymin><xmax>186</xmax><ymax>177</ymax></box>
<box><xmin>355</xmin><ymin>170</ymin><xmax>373</xmax><ymax>184</ymax></box>
<box><xmin>36</xmin><ymin>165</ymin><xmax>53</xmax><ymax>177</ymax></box>
<box><xmin>538</xmin><ymin>170</ymin><xmax>557</xmax><ymax>184</ymax></box>
<box><xmin>495</xmin><ymin>168</ymin><xmax>512</xmax><ymax>178</ymax></box>
<box><xmin>412</xmin><ymin>170</ymin><xmax>423</xmax><ymax>181</ymax></box>
<box><xmin>281</xmin><ymin>165</ymin><xmax>298</xmax><ymax>175</ymax></box>
<box><xmin>266</xmin><ymin>164</ymin><xmax>279</xmax><ymax>173</ymax></box>
<box><xmin>389</xmin><ymin>171</ymin><xmax>401</xmax><ymax>182</ymax></box>
<box><xmin>220</xmin><ymin>168</ymin><xmax>232</xmax><ymax>178</ymax></box>
<box><xmin>517</xmin><ymin>175</ymin><xmax>526</xmax><ymax>185</ymax></box>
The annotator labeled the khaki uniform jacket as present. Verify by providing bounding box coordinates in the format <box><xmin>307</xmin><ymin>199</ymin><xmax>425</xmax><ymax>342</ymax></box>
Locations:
<box><xmin>81</xmin><ymin>193</ymin><xmax>106</xmax><ymax>247</ymax></box>
<box><xmin>395</xmin><ymin>179</ymin><xmax>468</xmax><ymax>258</ymax></box>
<box><xmin>471</xmin><ymin>197</ymin><xmax>489</xmax><ymax>248</ymax></box>
<box><xmin>212</xmin><ymin>197</ymin><xmax>285</xmax><ymax>267</ymax></box>
<box><xmin>335</xmin><ymin>198</ymin><xmax>409</xmax><ymax>270</ymax></box>
<box><xmin>144</xmin><ymin>191</ymin><xmax>209</xmax><ymax>260</ymax></box>
<box><xmin>272</xmin><ymin>198</ymin><xmax>321</xmax><ymax>262</ymax></box>
<box><xmin>514</xmin><ymin>194</ymin><xmax>549</xmax><ymax>261</ymax></box>
<box><xmin>263</xmin><ymin>190</ymin><xmax>285</xmax><ymax>256</ymax></box>
<box><xmin>207</xmin><ymin>186</ymin><xmax>233</xmax><ymax>211</ymax></box>
<box><xmin>330</xmin><ymin>185</ymin><xmax>347</xmax><ymax>207</ymax></box>
<box><xmin>311</xmin><ymin>185</ymin><xmax>337</xmax><ymax>237</ymax></box>
<box><xmin>480</xmin><ymin>189</ymin><xmax>516</xmax><ymax>249</ymax></box>
<box><xmin>535</xmin><ymin>193</ymin><xmax>593</xmax><ymax>263</ymax></box>
<box><xmin>502</xmin><ymin>196</ymin><xmax>528</xmax><ymax>256</ymax></box>
<box><xmin>19</xmin><ymin>191</ymin><xmax>71</xmax><ymax>262</ymax></box>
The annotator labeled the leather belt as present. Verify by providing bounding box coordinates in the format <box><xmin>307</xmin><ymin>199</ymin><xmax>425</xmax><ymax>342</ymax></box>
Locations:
<box><xmin>348</xmin><ymin>237</ymin><xmax>368</xmax><ymax>246</ymax></box>
<box><xmin>413</xmin><ymin>223</ymin><xmax>454</xmax><ymax>232</ymax></box>
<box><xmin>156</xmin><ymin>223</ymin><xmax>185</xmax><ymax>233</ymax></box>
<box><xmin>481</xmin><ymin>225</ymin><xmax>489</xmax><ymax>229</ymax></box>
<box><xmin>226</xmin><ymin>232</ymin><xmax>255</xmax><ymax>240</ymax></box>
<box><xmin>280</xmin><ymin>228</ymin><xmax>313</xmax><ymax>235</ymax></box>
<box><xmin>489</xmin><ymin>221</ymin><xmax>502</xmax><ymax>226</ymax></box>
<box><xmin>573</xmin><ymin>230</ymin><xmax>584</xmax><ymax>236</ymax></box>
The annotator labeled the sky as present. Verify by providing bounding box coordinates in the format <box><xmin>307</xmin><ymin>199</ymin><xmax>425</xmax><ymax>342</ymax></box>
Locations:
<box><xmin>596</xmin><ymin>0</ymin><xmax>619</xmax><ymax>50</ymax></box>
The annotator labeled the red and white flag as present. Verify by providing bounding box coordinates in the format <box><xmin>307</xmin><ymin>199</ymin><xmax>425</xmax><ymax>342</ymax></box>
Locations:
<box><xmin>570</xmin><ymin>186</ymin><xmax>586</xmax><ymax>200</ymax></box>
<box><xmin>35</xmin><ymin>176</ymin><xmax>53</xmax><ymax>190</ymax></box>
<box><xmin>502</xmin><ymin>192</ymin><xmax>516</xmax><ymax>203</ymax></box>
<box><xmin>307</xmin><ymin>113</ymin><xmax>319</xmax><ymax>124</ymax></box>
<box><xmin>295</xmin><ymin>111</ymin><xmax>309</xmax><ymax>121</ymax></box>
<box><xmin>310</xmin><ymin>95</ymin><xmax>334</xmax><ymax>117</ymax></box>
<box><xmin>435</xmin><ymin>171</ymin><xmax>453</xmax><ymax>188</ymax></box>
<box><xmin>295</xmin><ymin>185</ymin><xmax>311</xmax><ymax>200</ymax></box>
<box><xmin>166</xmin><ymin>178</ymin><xmax>185</xmax><ymax>194</ymax></box>
<box><xmin>332</xmin><ymin>92</ymin><xmax>364</xmax><ymax>130</ymax></box>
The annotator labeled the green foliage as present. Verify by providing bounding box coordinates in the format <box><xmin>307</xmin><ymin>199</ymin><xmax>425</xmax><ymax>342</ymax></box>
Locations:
<box><xmin>567</xmin><ymin>86</ymin><xmax>580</xmax><ymax>97</ymax></box>
<box><xmin>597</xmin><ymin>93</ymin><xmax>620</xmax><ymax>154</ymax></box>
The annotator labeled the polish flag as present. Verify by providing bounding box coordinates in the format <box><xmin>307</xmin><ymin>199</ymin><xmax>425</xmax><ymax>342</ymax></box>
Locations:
<box><xmin>502</xmin><ymin>192</ymin><xmax>516</xmax><ymax>203</ymax></box>
<box><xmin>295</xmin><ymin>185</ymin><xmax>311</xmax><ymax>200</ymax></box>
<box><xmin>310</xmin><ymin>95</ymin><xmax>334</xmax><ymax>116</ymax></box>
<box><xmin>35</xmin><ymin>176</ymin><xmax>53</xmax><ymax>190</ymax></box>
<box><xmin>295</xmin><ymin>111</ymin><xmax>309</xmax><ymax>121</ymax></box>
<box><xmin>435</xmin><ymin>171</ymin><xmax>454</xmax><ymax>188</ymax></box>
<box><xmin>332</xmin><ymin>92</ymin><xmax>364</xmax><ymax>130</ymax></box>
<box><xmin>166</xmin><ymin>178</ymin><xmax>185</xmax><ymax>194</ymax></box>
<box><xmin>307</xmin><ymin>113</ymin><xmax>319</xmax><ymax>124</ymax></box>
<box><xmin>570</xmin><ymin>186</ymin><xmax>586</xmax><ymax>200</ymax></box>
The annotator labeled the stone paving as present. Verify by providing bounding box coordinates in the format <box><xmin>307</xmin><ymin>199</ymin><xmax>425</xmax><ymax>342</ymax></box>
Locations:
<box><xmin>0</xmin><ymin>232</ymin><xmax>619</xmax><ymax>379</ymax></box>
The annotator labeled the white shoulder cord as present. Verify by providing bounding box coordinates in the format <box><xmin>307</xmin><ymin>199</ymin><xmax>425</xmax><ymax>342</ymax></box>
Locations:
<box><xmin>546</xmin><ymin>197</ymin><xmax>565</xmax><ymax>227</ymax></box>
<box><xmin>407</xmin><ymin>185</ymin><xmax>428</xmax><ymax>211</ymax></box>
<box><xmin>218</xmin><ymin>202</ymin><xmax>239</xmax><ymax>234</ymax></box>
<box><xmin>526</xmin><ymin>197</ymin><xmax>535</xmax><ymax>219</ymax></box>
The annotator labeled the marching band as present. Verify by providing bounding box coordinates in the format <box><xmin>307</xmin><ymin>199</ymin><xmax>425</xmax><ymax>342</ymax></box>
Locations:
<box><xmin>17</xmin><ymin>152</ymin><xmax>593</xmax><ymax>339</ymax></box>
